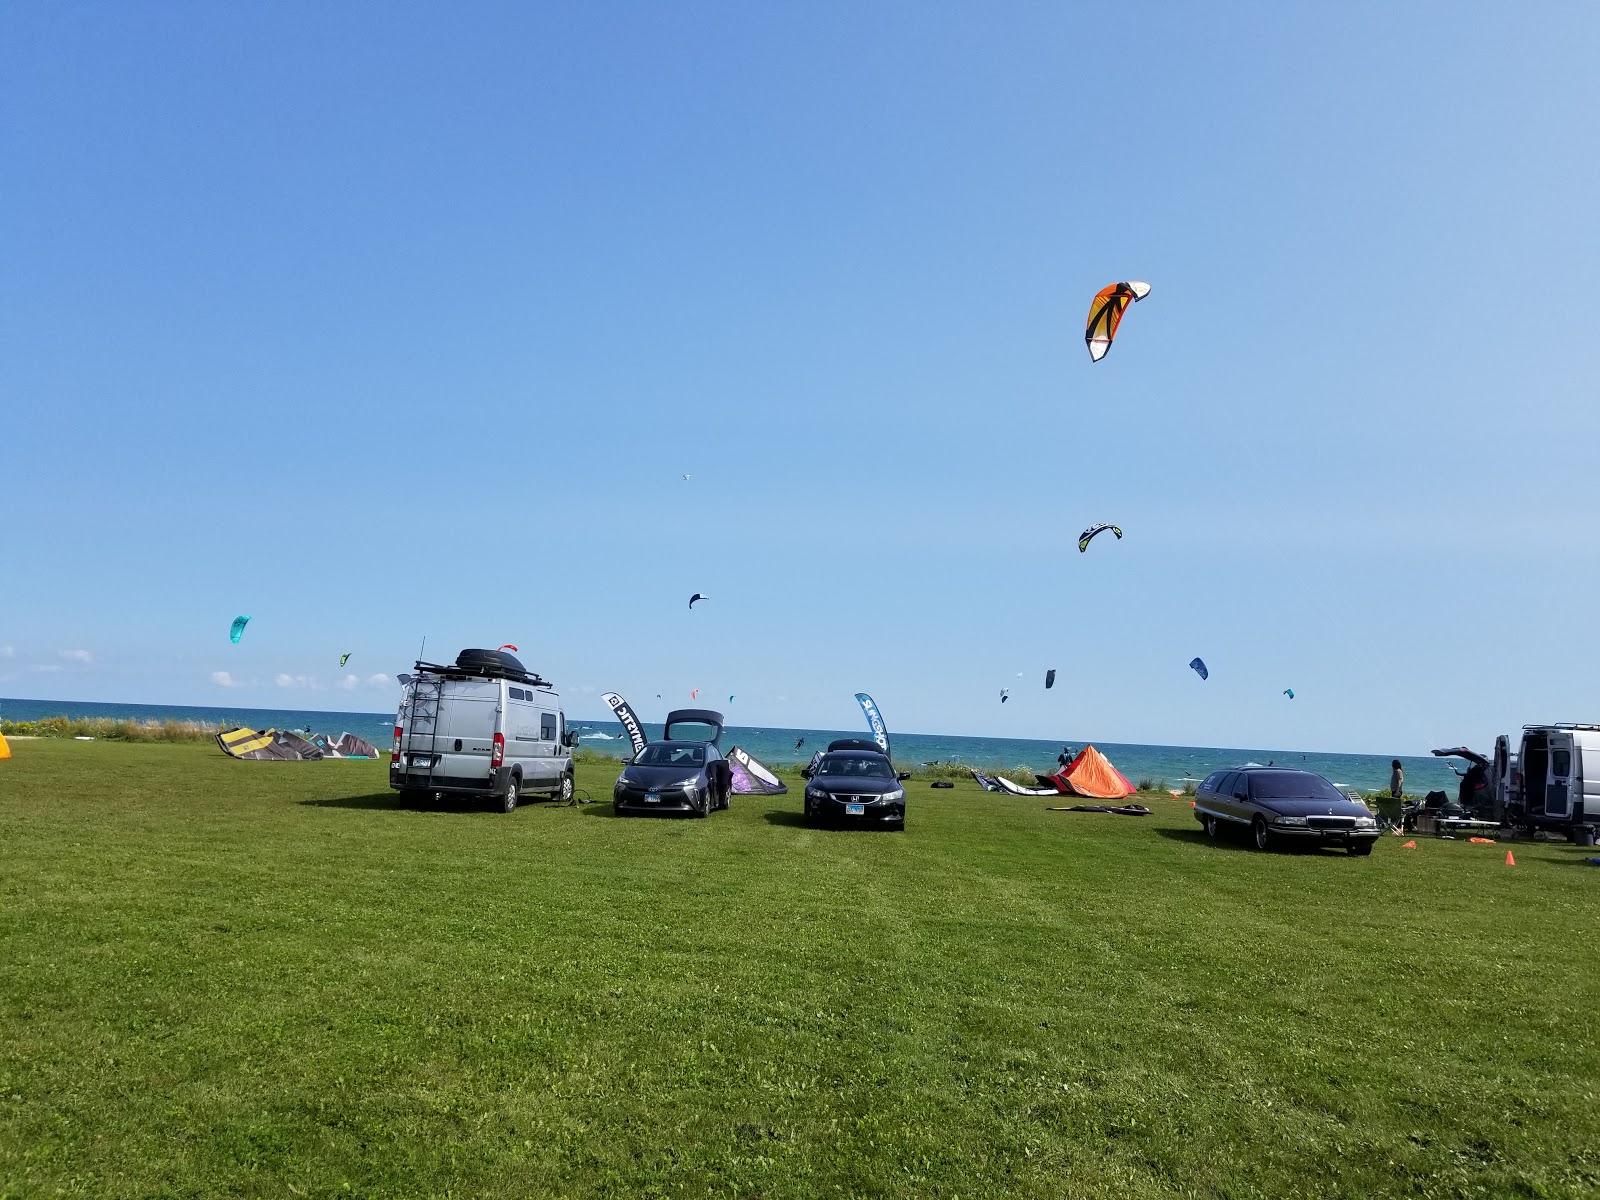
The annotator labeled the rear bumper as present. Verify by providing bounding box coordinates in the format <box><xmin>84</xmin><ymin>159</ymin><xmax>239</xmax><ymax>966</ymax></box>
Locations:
<box><xmin>390</xmin><ymin>766</ymin><xmax>496</xmax><ymax>794</ymax></box>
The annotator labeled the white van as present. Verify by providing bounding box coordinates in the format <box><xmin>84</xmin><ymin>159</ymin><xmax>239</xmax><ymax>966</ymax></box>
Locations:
<box><xmin>390</xmin><ymin>648</ymin><xmax>576</xmax><ymax>813</ymax></box>
<box><xmin>1506</xmin><ymin>724</ymin><xmax>1600</xmax><ymax>844</ymax></box>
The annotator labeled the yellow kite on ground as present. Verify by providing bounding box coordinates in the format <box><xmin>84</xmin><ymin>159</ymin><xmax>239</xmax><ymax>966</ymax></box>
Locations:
<box><xmin>0</xmin><ymin>733</ymin><xmax>10</xmax><ymax>760</ymax></box>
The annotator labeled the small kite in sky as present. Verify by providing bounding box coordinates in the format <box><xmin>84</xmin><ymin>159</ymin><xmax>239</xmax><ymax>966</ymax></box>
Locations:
<box><xmin>1000</xmin><ymin>689</ymin><xmax>1010</xmax><ymax>704</ymax></box>
<box><xmin>1189</xmin><ymin>657</ymin><xmax>1209</xmax><ymax>681</ymax></box>
<box><xmin>1283</xmin><ymin>688</ymin><xmax>1295</xmax><ymax>700</ymax></box>
<box><xmin>339</xmin><ymin>653</ymin><xmax>351</xmax><ymax>668</ymax></box>
<box><xmin>1085</xmin><ymin>281</ymin><xmax>1151</xmax><ymax>362</ymax></box>
<box><xmin>681</xmin><ymin>473</ymin><xmax>691</xmax><ymax>481</ymax></box>
<box><xmin>229</xmin><ymin>615</ymin><xmax>250</xmax><ymax>644</ymax></box>
<box><xmin>1078</xmin><ymin>523</ymin><xmax>1124</xmax><ymax>554</ymax></box>
<box><xmin>497</xmin><ymin>643</ymin><xmax>519</xmax><ymax>652</ymax></box>
<box><xmin>690</xmin><ymin>688</ymin><xmax>700</xmax><ymax>701</ymax></box>
<box><xmin>1045</xmin><ymin>669</ymin><xmax>1056</xmax><ymax>689</ymax></box>
<box><xmin>689</xmin><ymin>593</ymin><xmax>708</xmax><ymax>609</ymax></box>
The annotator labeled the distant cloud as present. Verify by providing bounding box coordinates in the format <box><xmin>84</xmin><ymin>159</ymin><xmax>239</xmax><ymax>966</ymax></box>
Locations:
<box><xmin>338</xmin><ymin>674</ymin><xmax>360</xmax><ymax>691</ymax></box>
<box><xmin>274</xmin><ymin>673</ymin><xmax>320</xmax><ymax>689</ymax></box>
<box><xmin>366</xmin><ymin>673</ymin><xmax>391</xmax><ymax>687</ymax></box>
<box><xmin>0</xmin><ymin>645</ymin><xmax>14</xmax><ymax>659</ymax></box>
<box><xmin>59</xmin><ymin>649</ymin><xmax>93</xmax><ymax>664</ymax></box>
<box><xmin>31</xmin><ymin>664</ymin><xmax>62</xmax><ymax>673</ymax></box>
<box><xmin>210</xmin><ymin>671</ymin><xmax>242</xmax><ymax>688</ymax></box>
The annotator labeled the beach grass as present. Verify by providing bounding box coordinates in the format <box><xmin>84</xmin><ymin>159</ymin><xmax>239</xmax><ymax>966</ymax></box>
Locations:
<box><xmin>2</xmin><ymin>740</ymin><xmax>1597</xmax><ymax>1198</ymax></box>
<box><xmin>0</xmin><ymin>714</ymin><xmax>222</xmax><ymax>742</ymax></box>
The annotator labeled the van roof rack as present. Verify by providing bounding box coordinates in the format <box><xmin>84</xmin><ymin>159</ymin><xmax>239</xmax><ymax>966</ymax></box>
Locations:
<box><xmin>1523</xmin><ymin>722</ymin><xmax>1600</xmax><ymax>732</ymax></box>
<box><xmin>412</xmin><ymin>658</ymin><xmax>551</xmax><ymax>688</ymax></box>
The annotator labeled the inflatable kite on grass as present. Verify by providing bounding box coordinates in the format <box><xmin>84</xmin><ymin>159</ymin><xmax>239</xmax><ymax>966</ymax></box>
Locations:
<box><xmin>1078</xmin><ymin>523</ymin><xmax>1123</xmax><ymax>553</ymax></box>
<box><xmin>1085</xmin><ymin>281</ymin><xmax>1150</xmax><ymax>362</ymax></box>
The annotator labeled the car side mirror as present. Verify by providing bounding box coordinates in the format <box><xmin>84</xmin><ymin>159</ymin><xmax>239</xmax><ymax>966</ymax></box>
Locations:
<box><xmin>562</xmin><ymin>731</ymin><xmax>579</xmax><ymax>748</ymax></box>
<box><xmin>801</xmin><ymin>767</ymin><xmax>813</xmax><ymax>779</ymax></box>
<box><xmin>897</xmin><ymin>772</ymin><xmax>911</xmax><ymax>782</ymax></box>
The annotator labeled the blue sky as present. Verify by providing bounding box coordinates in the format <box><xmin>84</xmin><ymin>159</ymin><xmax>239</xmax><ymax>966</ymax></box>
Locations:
<box><xmin>3</xmin><ymin>2</ymin><xmax>1597</xmax><ymax>753</ymax></box>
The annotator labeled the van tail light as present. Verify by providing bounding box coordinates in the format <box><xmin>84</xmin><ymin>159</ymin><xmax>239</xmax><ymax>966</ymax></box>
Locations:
<box><xmin>391</xmin><ymin>725</ymin><xmax>402</xmax><ymax>765</ymax></box>
<box><xmin>492</xmin><ymin>732</ymin><xmax>505</xmax><ymax>769</ymax></box>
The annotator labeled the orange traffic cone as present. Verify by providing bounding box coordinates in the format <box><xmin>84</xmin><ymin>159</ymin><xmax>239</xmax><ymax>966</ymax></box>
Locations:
<box><xmin>1505</xmin><ymin>850</ymin><xmax>1516</xmax><ymax>867</ymax></box>
<box><xmin>1401</xmin><ymin>839</ymin><xmax>1417</xmax><ymax>849</ymax></box>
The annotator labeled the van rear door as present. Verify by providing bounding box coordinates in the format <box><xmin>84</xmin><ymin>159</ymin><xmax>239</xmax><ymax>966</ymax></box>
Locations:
<box><xmin>433</xmin><ymin>678</ymin><xmax>500</xmax><ymax>777</ymax></box>
<box><xmin>1545</xmin><ymin>733</ymin><xmax>1574</xmax><ymax>818</ymax></box>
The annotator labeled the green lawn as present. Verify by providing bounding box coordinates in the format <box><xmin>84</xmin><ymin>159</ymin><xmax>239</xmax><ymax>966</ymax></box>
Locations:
<box><xmin>2</xmin><ymin>740</ymin><xmax>1597</xmax><ymax>1198</ymax></box>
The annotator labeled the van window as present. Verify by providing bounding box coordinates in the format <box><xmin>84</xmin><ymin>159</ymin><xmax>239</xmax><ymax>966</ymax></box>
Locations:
<box><xmin>1553</xmin><ymin>749</ymin><xmax>1571</xmax><ymax>778</ymax></box>
<box><xmin>1215</xmin><ymin>772</ymin><xmax>1237</xmax><ymax>797</ymax></box>
<box><xmin>1200</xmin><ymin>772</ymin><xmax>1222</xmax><ymax>793</ymax></box>
<box><xmin>541</xmin><ymin>713</ymin><xmax>557</xmax><ymax>741</ymax></box>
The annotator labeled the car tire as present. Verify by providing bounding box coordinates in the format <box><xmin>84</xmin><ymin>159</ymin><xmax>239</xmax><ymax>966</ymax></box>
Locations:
<box><xmin>501</xmin><ymin>776</ymin><xmax>519</xmax><ymax>815</ymax></box>
<box><xmin>1251</xmin><ymin>816</ymin><xmax>1273</xmax><ymax>851</ymax></box>
<box><xmin>891</xmin><ymin>818</ymin><xmax>905</xmax><ymax>832</ymax></box>
<box><xmin>1204</xmin><ymin>814</ymin><xmax>1219</xmax><ymax>839</ymax></box>
<box><xmin>1348</xmin><ymin>840</ymin><xmax>1374</xmax><ymax>856</ymax></box>
<box><xmin>556</xmin><ymin>772</ymin><xmax>574</xmax><ymax>804</ymax></box>
<box><xmin>695</xmin><ymin>787</ymin><xmax>710</xmax><ymax>818</ymax></box>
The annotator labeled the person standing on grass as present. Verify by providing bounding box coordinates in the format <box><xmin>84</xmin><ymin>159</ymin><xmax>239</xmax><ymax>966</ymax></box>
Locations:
<box><xmin>1390</xmin><ymin>759</ymin><xmax>1404</xmax><ymax>801</ymax></box>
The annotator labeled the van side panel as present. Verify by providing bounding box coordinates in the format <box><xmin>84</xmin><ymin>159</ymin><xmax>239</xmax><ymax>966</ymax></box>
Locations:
<box><xmin>1579</xmin><ymin>734</ymin><xmax>1600</xmax><ymax>821</ymax></box>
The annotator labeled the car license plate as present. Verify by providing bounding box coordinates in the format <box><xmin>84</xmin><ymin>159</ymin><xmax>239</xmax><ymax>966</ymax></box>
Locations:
<box><xmin>846</xmin><ymin>803</ymin><xmax>866</xmax><ymax>816</ymax></box>
<box><xmin>645</xmin><ymin>792</ymin><xmax>660</xmax><ymax>803</ymax></box>
<box><xmin>409</xmin><ymin>754</ymin><xmax>433</xmax><ymax>769</ymax></box>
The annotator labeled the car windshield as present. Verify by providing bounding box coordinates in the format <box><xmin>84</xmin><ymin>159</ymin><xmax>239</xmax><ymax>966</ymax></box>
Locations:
<box><xmin>817</xmin><ymin>756</ymin><xmax>893</xmax><ymax>779</ymax></box>
<box><xmin>634</xmin><ymin>744</ymin><xmax>704</xmax><ymax>767</ymax></box>
<box><xmin>1249</xmin><ymin>771</ymin><xmax>1346</xmax><ymax>802</ymax></box>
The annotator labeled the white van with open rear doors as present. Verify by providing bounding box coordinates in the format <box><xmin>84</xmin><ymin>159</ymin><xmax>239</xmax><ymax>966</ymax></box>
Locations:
<box><xmin>1504</xmin><ymin>724</ymin><xmax>1600</xmax><ymax>845</ymax></box>
<box><xmin>390</xmin><ymin>648</ymin><xmax>576</xmax><ymax>813</ymax></box>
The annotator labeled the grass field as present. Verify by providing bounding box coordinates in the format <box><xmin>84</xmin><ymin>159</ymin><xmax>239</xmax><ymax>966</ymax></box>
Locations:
<box><xmin>2</xmin><ymin>741</ymin><xmax>1598</xmax><ymax>1198</ymax></box>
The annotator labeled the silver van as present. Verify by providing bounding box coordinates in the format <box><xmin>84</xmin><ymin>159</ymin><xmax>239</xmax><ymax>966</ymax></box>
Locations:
<box><xmin>389</xmin><ymin>648</ymin><xmax>576</xmax><ymax>812</ymax></box>
<box><xmin>1504</xmin><ymin>723</ymin><xmax>1600</xmax><ymax>844</ymax></box>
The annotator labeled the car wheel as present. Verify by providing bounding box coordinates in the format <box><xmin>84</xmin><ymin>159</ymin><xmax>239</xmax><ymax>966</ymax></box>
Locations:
<box><xmin>556</xmin><ymin>772</ymin><xmax>575</xmax><ymax>804</ymax></box>
<box><xmin>1348</xmin><ymin>840</ymin><xmax>1374</xmax><ymax>856</ymax></box>
<box><xmin>891</xmin><ymin>817</ymin><xmax>906</xmax><ymax>832</ymax></box>
<box><xmin>501</xmin><ymin>776</ymin><xmax>519</xmax><ymax>814</ymax></box>
<box><xmin>1204</xmin><ymin>814</ymin><xmax>1219</xmax><ymax>839</ymax></box>
<box><xmin>719</xmin><ymin>779</ymin><xmax>731</xmax><ymax>811</ymax></box>
<box><xmin>695</xmin><ymin>787</ymin><xmax>710</xmax><ymax>818</ymax></box>
<box><xmin>1251</xmin><ymin>816</ymin><xmax>1272</xmax><ymax>851</ymax></box>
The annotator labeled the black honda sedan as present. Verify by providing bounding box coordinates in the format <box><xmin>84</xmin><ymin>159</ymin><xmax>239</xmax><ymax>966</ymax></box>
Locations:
<box><xmin>1193</xmin><ymin>766</ymin><xmax>1379</xmax><ymax>854</ymax></box>
<box><xmin>613</xmin><ymin>741</ymin><xmax>730</xmax><ymax>817</ymax></box>
<box><xmin>802</xmin><ymin>749</ymin><xmax>908</xmax><ymax>830</ymax></box>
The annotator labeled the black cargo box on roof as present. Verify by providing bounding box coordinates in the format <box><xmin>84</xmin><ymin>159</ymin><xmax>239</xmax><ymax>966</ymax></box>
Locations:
<box><xmin>827</xmin><ymin>738</ymin><xmax>885</xmax><ymax>755</ymax></box>
<box><xmin>411</xmin><ymin>649</ymin><xmax>550</xmax><ymax>688</ymax></box>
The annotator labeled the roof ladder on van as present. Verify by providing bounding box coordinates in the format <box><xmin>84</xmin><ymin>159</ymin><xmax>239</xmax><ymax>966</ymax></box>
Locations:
<box><xmin>404</xmin><ymin>675</ymin><xmax>447</xmax><ymax>792</ymax></box>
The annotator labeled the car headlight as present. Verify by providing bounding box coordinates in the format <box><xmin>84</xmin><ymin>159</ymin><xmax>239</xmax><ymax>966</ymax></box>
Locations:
<box><xmin>1273</xmin><ymin>815</ymin><xmax>1308</xmax><ymax>827</ymax></box>
<box><xmin>615</xmin><ymin>775</ymin><xmax>631</xmax><ymax>789</ymax></box>
<box><xmin>1354</xmin><ymin>816</ymin><xmax>1377</xmax><ymax>828</ymax></box>
<box><xmin>680</xmin><ymin>779</ymin><xmax>700</xmax><ymax>791</ymax></box>
<box><xmin>882</xmin><ymin>788</ymin><xmax>905</xmax><ymax>802</ymax></box>
<box><xmin>805</xmin><ymin>786</ymin><xmax>827</xmax><ymax>801</ymax></box>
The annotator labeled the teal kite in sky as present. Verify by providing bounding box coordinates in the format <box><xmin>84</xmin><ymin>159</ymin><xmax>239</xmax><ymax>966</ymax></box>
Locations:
<box><xmin>229</xmin><ymin>615</ymin><xmax>250</xmax><ymax>644</ymax></box>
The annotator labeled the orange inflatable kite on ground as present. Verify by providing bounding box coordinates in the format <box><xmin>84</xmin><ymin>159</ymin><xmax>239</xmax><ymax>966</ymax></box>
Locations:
<box><xmin>1085</xmin><ymin>280</ymin><xmax>1151</xmax><ymax>361</ymax></box>
<box><xmin>1051</xmin><ymin>745</ymin><xmax>1136</xmax><ymax>799</ymax></box>
<box><xmin>0</xmin><ymin>733</ymin><xmax>10</xmax><ymax>760</ymax></box>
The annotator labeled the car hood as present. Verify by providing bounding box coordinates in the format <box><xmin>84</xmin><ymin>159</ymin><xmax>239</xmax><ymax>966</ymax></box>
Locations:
<box><xmin>807</xmin><ymin>777</ymin><xmax>901</xmax><ymax>796</ymax></box>
<box><xmin>1258</xmin><ymin>796</ymin><xmax>1372</xmax><ymax>818</ymax></box>
<box><xmin>618</xmin><ymin>764</ymin><xmax>704</xmax><ymax>788</ymax></box>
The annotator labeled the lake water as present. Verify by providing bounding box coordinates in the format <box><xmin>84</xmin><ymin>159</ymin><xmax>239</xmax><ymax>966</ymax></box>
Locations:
<box><xmin>1</xmin><ymin>695</ymin><xmax>1459</xmax><ymax>794</ymax></box>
